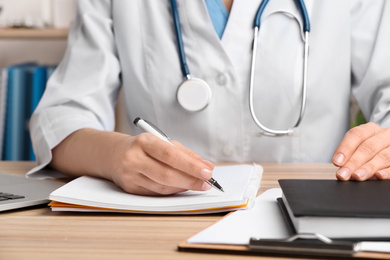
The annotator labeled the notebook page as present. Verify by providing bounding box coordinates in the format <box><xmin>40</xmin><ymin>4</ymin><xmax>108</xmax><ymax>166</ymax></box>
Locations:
<box><xmin>49</xmin><ymin>164</ymin><xmax>262</xmax><ymax>212</ymax></box>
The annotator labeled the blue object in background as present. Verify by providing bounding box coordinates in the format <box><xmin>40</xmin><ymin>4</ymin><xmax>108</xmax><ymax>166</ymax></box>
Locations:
<box><xmin>2</xmin><ymin>63</ymin><xmax>55</xmax><ymax>161</ymax></box>
<box><xmin>27</xmin><ymin>66</ymin><xmax>47</xmax><ymax>161</ymax></box>
<box><xmin>3</xmin><ymin>63</ymin><xmax>36</xmax><ymax>160</ymax></box>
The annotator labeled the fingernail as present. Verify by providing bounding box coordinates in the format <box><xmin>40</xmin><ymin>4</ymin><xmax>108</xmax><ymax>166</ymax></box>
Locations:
<box><xmin>337</xmin><ymin>168</ymin><xmax>350</xmax><ymax>180</ymax></box>
<box><xmin>201</xmin><ymin>169</ymin><xmax>212</xmax><ymax>179</ymax></box>
<box><xmin>201</xmin><ymin>182</ymin><xmax>212</xmax><ymax>191</ymax></box>
<box><xmin>333</xmin><ymin>153</ymin><xmax>344</xmax><ymax>165</ymax></box>
<box><xmin>377</xmin><ymin>170</ymin><xmax>388</xmax><ymax>179</ymax></box>
<box><xmin>354</xmin><ymin>169</ymin><xmax>367</xmax><ymax>180</ymax></box>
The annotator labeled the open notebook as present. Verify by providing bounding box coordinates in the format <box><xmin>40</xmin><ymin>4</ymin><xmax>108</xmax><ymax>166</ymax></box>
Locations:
<box><xmin>48</xmin><ymin>164</ymin><xmax>262</xmax><ymax>214</ymax></box>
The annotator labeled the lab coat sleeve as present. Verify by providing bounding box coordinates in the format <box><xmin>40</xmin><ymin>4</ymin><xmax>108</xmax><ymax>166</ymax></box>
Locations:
<box><xmin>351</xmin><ymin>0</ymin><xmax>390</xmax><ymax>127</ymax></box>
<box><xmin>27</xmin><ymin>0</ymin><xmax>121</xmax><ymax>178</ymax></box>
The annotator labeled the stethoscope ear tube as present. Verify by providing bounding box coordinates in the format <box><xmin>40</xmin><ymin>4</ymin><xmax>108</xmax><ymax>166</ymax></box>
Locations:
<box><xmin>249</xmin><ymin>0</ymin><xmax>310</xmax><ymax>136</ymax></box>
<box><xmin>249</xmin><ymin>28</ymin><xmax>309</xmax><ymax>137</ymax></box>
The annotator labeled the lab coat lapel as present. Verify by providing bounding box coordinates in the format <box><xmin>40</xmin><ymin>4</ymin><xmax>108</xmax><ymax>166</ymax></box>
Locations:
<box><xmin>176</xmin><ymin>0</ymin><xmax>233</xmax><ymax>79</ymax></box>
<box><xmin>221</xmin><ymin>0</ymin><xmax>262</xmax><ymax>71</ymax></box>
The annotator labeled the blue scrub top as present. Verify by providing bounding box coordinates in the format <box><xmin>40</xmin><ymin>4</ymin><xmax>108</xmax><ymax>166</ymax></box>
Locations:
<box><xmin>205</xmin><ymin>0</ymin><xmax>229</xmax><ymax>38</ymax></box>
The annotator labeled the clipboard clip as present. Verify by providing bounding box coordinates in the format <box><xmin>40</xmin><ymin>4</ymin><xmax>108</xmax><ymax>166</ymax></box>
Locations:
<box><xmin>285</xmin><ymin>232</ymin><xmax>333</xmax><ymax>243</ymax></box>
<box><xmin>249</xmin><ymin>233</ymin><xmax>357</xmax><ymax>257</ymax></box>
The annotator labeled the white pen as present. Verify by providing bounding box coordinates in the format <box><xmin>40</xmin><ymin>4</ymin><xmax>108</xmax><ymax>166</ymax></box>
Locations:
<box><xmin>133</xmin><ymin>117</ymin><xmax>224</xmax><ymax>192</ymax></box>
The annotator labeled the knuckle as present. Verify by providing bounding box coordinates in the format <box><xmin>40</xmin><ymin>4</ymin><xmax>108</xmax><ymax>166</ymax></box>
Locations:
<box><xmin>338</xmin><ymin>142</ymin><xmax>353</xmax><ymax>153</ymax></box>
<box><xmin>358</xmin><ymin>142</ymin><xmax>376</xmax><ymax>156</ymax></box>
<box><xmin>365</xmin><ymin>122</ymin><xmax>378</xmax><ymax>129</ymax></box>
<box><xmin>135</xmin><ymin>133</ymin><xmax>151</xmax><ymax>147</ymax></box>
<box><xmin>161</xmin><ymin>145</ymin><xmax>179</xmax><ymax>162</ymax></box>
<box><xmin>158</xmin><ymin>168</ymin><xmax>175</xmax><ymax>184</ymax></box>
<box><xmin>359</xmin><ymin>122</ymin><xmax>377</xmax><ymax>131</ymax></box>
<box><xmin>378</xmin><ymin>149</ymin><xmax>390</xmax><ymax>163</ymax></box>
<box><xmin>345</xmin><ymin>157</ymin><xmax>360</xmax><ymax>170</ymax></box>
<box><xmin>384</xmin><ymin>128</ymin><xmax>390</xmax><ymax>136</ymax></box>
<box><xmin>347</xmin><ymin>126</ymin><xmax>365</xmax><ymax>139</ymax></box>
<box><xmin>362</xmin><ymin>163</ymin><xmax>375</xmax><ymax>175</ymax></box>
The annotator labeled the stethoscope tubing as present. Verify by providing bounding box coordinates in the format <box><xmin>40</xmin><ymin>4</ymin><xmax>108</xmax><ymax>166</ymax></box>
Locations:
<box><xmin>249</xmin><ymin>29</ymin><xmax>309</xmax><ymax>137</ymax></box>
<box><xmin>170</xmin><ymin>0</ymin><xmax>311</xmax><ymax>136</ymax></box>
<box><xmin>250</xmin><ymin>0</ymin><xmax>310</xmax><ymax>136</ymax></box>
<box><xmin>170</xmin><ymin>0</ymin><xmax>191</xmax><ymax>79</ymax></box>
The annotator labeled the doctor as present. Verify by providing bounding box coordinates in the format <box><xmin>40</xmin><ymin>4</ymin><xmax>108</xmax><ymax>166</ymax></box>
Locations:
<box><xmin>29</xmin><ymin>0</ymin><xmax>390</xmax><ymax>195</ymax></box>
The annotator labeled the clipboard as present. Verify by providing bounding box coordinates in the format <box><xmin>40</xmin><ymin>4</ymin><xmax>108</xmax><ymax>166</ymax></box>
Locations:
<box><xmin>179</xmin><ymin>234</ymin><xmax>390</xmax><ymax>259</ymax></box>
<box><xmin>250</xmin><ymin>233</ymin><xmax>356</xmax><ymax>258</ymax></box>
<box><xmin>178</xmin><ymin>189</ymin><xmax>390</xmax><ymax>259</ymax></box>
<box><xmin>179</xmin><ymin>226</ymin><xmax>390</xmax><ymax>259</ymax></box>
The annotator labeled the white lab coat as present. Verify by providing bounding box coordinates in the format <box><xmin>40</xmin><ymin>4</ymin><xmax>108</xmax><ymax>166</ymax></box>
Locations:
<box><xmin>28</xmin><ymin>0</ymin><xmax>390</xmax><ymax>178</ymax></box>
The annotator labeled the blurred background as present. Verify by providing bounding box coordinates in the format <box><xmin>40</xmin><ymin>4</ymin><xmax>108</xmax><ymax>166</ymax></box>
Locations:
<box><xmin>0</xmin><ymin>0</ymin><xmax>76</xmax><ymax>161</ymax></box>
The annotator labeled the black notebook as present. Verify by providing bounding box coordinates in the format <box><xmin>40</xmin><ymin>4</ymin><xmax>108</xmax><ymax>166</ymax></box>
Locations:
<box><xmin>278</xmin><ymin>179</ymin><xmax>390</xmax><ymax>239</ymax></box>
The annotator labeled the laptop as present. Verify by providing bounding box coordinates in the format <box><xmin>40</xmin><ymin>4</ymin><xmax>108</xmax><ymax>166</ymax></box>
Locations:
<box><xmin>0</xmin><ymin>172</ymin><xmax>64</xmax><ymax>212</ymax></box>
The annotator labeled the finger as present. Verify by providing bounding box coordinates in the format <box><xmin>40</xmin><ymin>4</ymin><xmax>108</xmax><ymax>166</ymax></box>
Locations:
<box><xmin>119</xmin><ymin>171</ymin><xmax>187</xmax><ymax>196</ymax></box>
<box><xmin>115</xmin><ymin>152</ymin><xmax>210</xmax><ymax>195</ymax></box>
<box><xmin>129</xmin><ymin>174</ymin><xmax>188</xmax><ymax>195</ymax></box>
<box><xmin>336</xmin><ymin>126</ymin><xmax>390</xmax><ymax>181</ymax></box>
<box><xmin>334</xmin><ymin>123</ymin><xmax>381</xmax><ymax>181</ymax></box>
<box><xmin>349</xmin><ymin>146</ymin><xmax>390</xmax><ymax>181</ymax></box>
<box><xmin>140</xmin><ymin>134</ymin><xmax>214</xmax><ymax>180</ymax></box>
<box><xmin>333</xmin><ymin>123</ymin><xmax>380</xmax><ymax>167</ymax></box>
<box><xmin>172</xmin><ymin>141</ymin><xmax>215</xmax><ymax>169</ymax></box>
<box><xmin>139</xmin><ymin>155</ymin><xmax>212</xmax><ymax>192</ymax></box>
<box><xmin>130</xmin><ymin>137</ymin><xmax>213</xmax><ymax>191</ymax></box>
<box><xmin>375</xmin><ymin>168</ymin><xmax>390</xmax><ymax>180</ymax></box>
<box><xmin>171</xmin><ymin>141</ymin><xmax>202</xmax><ymax>159</ymax></box>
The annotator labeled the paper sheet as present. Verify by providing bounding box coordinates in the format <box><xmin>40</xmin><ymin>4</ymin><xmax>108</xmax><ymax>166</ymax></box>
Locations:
<box><xmin>187</xmin><ymin>188</ymin><xmax>390</xmax><ymax>254</ymax></box>
<box><xmin>359</xmin><ymin>242</ymin><xmax>390</xmax><ymax>253</ymax></box>
<box><xmin>188</xmin><ymin>188</ymin><xmax>292</xmax><ymax>245</ymax></box>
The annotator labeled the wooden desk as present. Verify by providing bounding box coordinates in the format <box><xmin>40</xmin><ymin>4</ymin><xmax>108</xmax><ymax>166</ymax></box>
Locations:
<box><xmin>0</xmin><ymin>161</ymin><xmax>337</xmax><ymax>260</ymax></box>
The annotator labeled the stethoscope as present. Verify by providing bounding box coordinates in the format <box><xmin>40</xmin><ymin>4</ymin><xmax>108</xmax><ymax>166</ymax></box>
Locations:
<box><xmin>170</xmin><ymin>0</ymin><xmax>310</xmax><ymax>137</ymax></box>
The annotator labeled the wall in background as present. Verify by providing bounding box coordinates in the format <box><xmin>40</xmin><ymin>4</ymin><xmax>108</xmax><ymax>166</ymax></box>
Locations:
<box><xmin>0</xmin><ymin>1</ymin><xmax>130</xmax><ymax>137</ymax></box>
<box><xmin>0</xmin><ymin>0</ymin><xmax>76</xmax><ymax>68</ymax></box>
<box><xmin>0</xmin><ymin>0</ymin><xmax>76</xmax><ymax>28</ymax></box>
<box><xmin>0</xmin><ymin>40</ymin><xmax>67</xmax><ymax>68</ymax></box>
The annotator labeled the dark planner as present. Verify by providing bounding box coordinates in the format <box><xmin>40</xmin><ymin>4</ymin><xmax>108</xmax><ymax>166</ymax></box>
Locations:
<box><xmin>277</xmin><ymin>179</ymin><xmax>390</xmax><ymax>239</ymax></box>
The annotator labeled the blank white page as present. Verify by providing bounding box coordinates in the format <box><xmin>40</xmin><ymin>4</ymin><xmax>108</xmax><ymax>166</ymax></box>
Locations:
<box><xmin>188</xmin><ymin>188</ymin><xmax>292</xmax><ymax>245</ymax></box>
<box><xmin>49</xmin><ymin>164</ymin><xmax>263</xmax><ymax>213</ymax></box>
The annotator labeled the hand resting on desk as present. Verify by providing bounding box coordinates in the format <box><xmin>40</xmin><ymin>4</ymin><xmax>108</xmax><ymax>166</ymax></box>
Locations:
<box><xmin>333</xmin><ymin>122</ymin><xmax>390</xmax><ymax>181</ymax></box>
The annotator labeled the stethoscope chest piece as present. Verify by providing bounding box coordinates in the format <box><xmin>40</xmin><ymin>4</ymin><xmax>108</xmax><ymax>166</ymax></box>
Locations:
<box><xmin>176</xmin><ymin>78</ymin><xmax>212</xmax><ymax>112</ymax></box>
